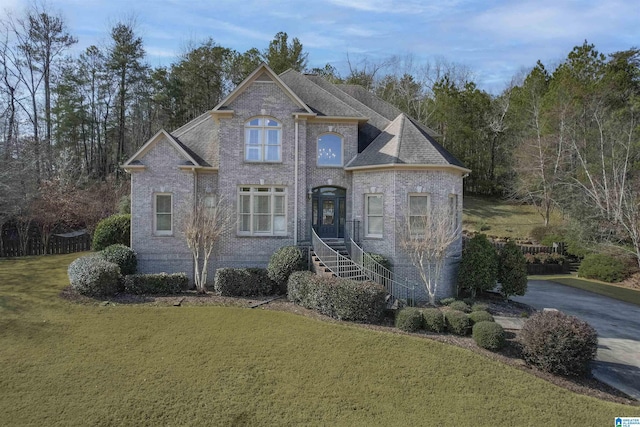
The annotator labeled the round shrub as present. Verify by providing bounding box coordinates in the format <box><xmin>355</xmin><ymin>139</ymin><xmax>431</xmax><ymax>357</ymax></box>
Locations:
<box><xmin>68</xmin><ymin>255</ymin><xmax>121</xmax><ymax>297</ymax></box>
<box><xmin>473</xmin><ymin>321</ymin><xmax>505</xmax><ymax>350</ymax></box>
<box><xmin>468</xmin><ymin>310</ymin><xmax>494</xmax><ymax>325</ymax></box>
<box><xmin>471</xmin><ymin>302</ymin><xmax>489</xmax><ymax>312</ymax></box>
<box><xmin>448</xmin><ymin>300</ymin><xmax>470</xmax><ymax>313</ymax></box>
<box><xmin>101</xmin><ymin>244</ymin><xmax>137</xmax><ymax>275</ymax></box>
<box><xmin>520</xmin><ymin>311</ymin><xmax>598</xmax><ymax>377</ymax></box>
<box><xmin>578</xmin><ymin>253</ymin><xmax>629</xmax><ymax>283</ymax></box>
<box><xmin>366</xmin><ymin>253</ymin><xmax>391</xmax><ymax>270</ymax></box>
<box><xmin>422</xmin><ymin>308</ymin><xmax>445</xmax><ymax>333</ymax></box>
<box><xmin>267</xmin><ymin>246</ymin><xmax>306</xmax><ymax>293</ymax></box>
<box><xmin>395</xmin><ymin>307</ymin><xmax>423</xmax><ymax>332</ymax></box>
<box><xmin>92</xmin><ymin>214</ymin><xmax>131</xmax><ymax>251</ymax></box>
<box><xmin>444</xmin><ymin>310</ymin><xmax>470</xmax><ymax>336</ymax></box>
<box><xmin>439</xmin><ymin>297</ymin><xmax>456</xmax><ymax>306</ymax></box>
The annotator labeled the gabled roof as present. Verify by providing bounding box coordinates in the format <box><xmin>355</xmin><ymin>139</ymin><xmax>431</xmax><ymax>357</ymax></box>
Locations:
<box><xmin>279</xmin><ymin>70</ymin><xmax>365</xmax><ymax>118</ymax></box>
<box><xmin>122</xmin><ymin>129</ymin><xmax>203</xmax><ymax>170</ymax></box>
<box><xmin>346</xmin><ymin>113</ymin><xmax>468</xmax><ymax>171</ymax></box>
<box><xmin>212</xmin><ymin>63</ymin><xmax>313</xmax><ymax>115</ymax></box>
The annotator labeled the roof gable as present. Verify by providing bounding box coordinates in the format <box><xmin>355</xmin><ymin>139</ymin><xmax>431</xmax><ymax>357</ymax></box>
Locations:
<box><xmin>212</xmin><ymin>63</ymin><xmax>312</xmax><ymax>114</ymax></box>
<box><xmin>122</xmin><ymin>129</ymin><xmax>201</xmax><ymax>169</ymax></box>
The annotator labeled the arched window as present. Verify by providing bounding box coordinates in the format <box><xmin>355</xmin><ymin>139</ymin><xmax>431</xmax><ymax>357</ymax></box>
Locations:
<box><xmin>317</xmin><ymin>133</ymin><xmax>343</xmax><ymax>166</ymax></box>
<box><xmin>245</xmin><ymin>117</ymin><xmax>281</xmax><ymax>162</ymax></box>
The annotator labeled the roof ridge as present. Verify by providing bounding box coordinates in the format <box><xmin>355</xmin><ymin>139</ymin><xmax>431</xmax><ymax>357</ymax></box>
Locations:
<box><xmin>320</xmin><ymin>79</ymin><xmax>390</xmax><ymax>125</ymax></box>
<box><xmin>172</xmin><ymin>112</ymin><xmax>211</xmax><ymax>136</ymax></box>
<box><xmin>395</xmin><ymin>113</ymin><xmax>407</xmax><ymax>159</ymax></box>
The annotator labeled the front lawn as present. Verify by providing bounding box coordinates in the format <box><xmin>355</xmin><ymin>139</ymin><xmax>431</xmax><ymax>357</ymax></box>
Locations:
<box><xmin>0</xmin><ymin>253</ymin><xmax>636</xmax><ymax>425</ymax></box>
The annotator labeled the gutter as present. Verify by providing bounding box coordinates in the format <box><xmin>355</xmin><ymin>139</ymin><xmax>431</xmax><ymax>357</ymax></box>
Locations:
<box><xmin>293</xmin><ymin>120</ymin><xmax>299</xmax><ymax>245</ymax></box>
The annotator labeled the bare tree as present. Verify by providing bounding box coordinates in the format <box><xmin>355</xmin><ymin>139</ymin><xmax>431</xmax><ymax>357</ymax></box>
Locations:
<box><xmin>398</xmin><ymin>204</ymin><xmax>460</xmax><ymax>305</ymax></box>
<box><xmin>183</xmin><ymin>196</ymin><xmax>234</xmax><ymax>293</ymax></box>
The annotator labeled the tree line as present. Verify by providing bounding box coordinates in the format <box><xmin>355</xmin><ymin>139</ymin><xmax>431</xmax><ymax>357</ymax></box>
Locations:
<box><xmin>0</xmin><ymin>3</ymin><xmax>638</xmax><ymax>264</ymax></box>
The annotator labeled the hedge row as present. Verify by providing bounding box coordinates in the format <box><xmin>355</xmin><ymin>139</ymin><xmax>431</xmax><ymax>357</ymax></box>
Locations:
<box><xmin>124</xmin><ymin>273</ymin><xmax>188</xmax><ymax>295</ymax></box>
<box><xmin>214</xmin><ymin>268</ymin><xmax>276</xmax><ymax>297</ymax></box>
<box><xmin>287</xmin><ymin>271</ymin><xmax>386</xmax><ymax>323</ymax></box>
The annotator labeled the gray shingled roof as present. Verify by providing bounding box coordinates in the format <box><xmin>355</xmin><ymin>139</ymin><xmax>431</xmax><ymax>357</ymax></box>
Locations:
<box><xmin>346</xmin><ymin>113</ymin><xmax>465</xmax><ymax>168</ymax></box>
<box><xmin>172</xmin><ymin>113</ymin><xmax>217</xmax><ymax>167</ymax></box>
<box><xmin>279</xmin><ymin>70</ymin><xmax>365</xmax><ymax>118</ymax></box>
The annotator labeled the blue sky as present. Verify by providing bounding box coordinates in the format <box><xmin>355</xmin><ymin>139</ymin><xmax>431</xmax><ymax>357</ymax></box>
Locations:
<box><xmin>2</xmin><ymin>0</ymin><xmax>638</xmax><ymax>93</ymax></box>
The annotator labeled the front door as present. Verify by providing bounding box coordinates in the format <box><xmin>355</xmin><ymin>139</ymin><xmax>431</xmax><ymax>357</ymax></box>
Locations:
<box><xmin>312</xmin><ymin>187</ymin><xmax>346</xmax><ymax>238</ymax></box>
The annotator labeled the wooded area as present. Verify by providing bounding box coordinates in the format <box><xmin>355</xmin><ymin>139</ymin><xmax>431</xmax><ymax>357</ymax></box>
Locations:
<box><xmin>0</xmin><ymin>3</ymin><xmax>638</xmax><ymax>262</ymax></box>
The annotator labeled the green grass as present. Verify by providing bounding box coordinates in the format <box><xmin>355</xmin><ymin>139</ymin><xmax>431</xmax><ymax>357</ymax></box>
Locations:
<box><xmin>463</xmin><ymin>196</ymin><xmax>563</xmax><ymax>239</ymax></box>
<box><xmin>0</xmin><ymin>254</ymin><xmax>636</xmax><ymax>425</ymax></box>
<box><xmin>529</xmin><ymin>274</ymin><xmax>640</xmax><ymax>307</ymax></box>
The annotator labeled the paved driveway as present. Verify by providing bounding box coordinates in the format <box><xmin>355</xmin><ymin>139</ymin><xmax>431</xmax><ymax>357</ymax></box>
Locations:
<box><xmin>512</xmin><ymin>280</ymin><xmax>640</xmax><ymax>400</ymax></box>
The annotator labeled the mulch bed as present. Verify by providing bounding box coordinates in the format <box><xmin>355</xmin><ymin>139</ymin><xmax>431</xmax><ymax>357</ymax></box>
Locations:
<box><xmin>59</xmin><ymin>286</ymin><xmax>638</xmax><ymax>406</ymax></box>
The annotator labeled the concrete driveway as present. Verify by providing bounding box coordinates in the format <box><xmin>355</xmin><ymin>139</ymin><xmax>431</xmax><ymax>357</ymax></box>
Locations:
<box><xmin>512</xmin><ymin>280</ymin><xmax>640</xmax><ymax>400</ymax></box>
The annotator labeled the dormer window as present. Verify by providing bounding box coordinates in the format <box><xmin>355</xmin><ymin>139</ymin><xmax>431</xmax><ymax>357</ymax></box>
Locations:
<box><xmin>317</xmin><ymin>133</ymin><xmax>343</xmax><ymax>167</ymax></box>
<box><xmin>245</xmin><ymin>117</ymin><xmax>281</xmax><ymax>162</ymax></box>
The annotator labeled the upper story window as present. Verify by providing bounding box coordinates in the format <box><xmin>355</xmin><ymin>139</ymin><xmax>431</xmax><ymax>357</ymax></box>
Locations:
<box><xmin>154</xmin><ymin>193</ymin><xmax>173</xmax><ymax>236</ymax></box>
<box><xmin>365</xmin><ymin>194</ymin><xmax>383</xmax><ymax>238</ymax></box>
<box><xmin>449</xmin><ymin>194</ymin><xmax>459</xmax><ymax>232</ymax></box>
<box><xmin>317</xmin><ymin>133</ymin><xmax>343</xmax><ymax>166</ymax></box>
<box><xmin>408</xmin><ymin>193</ymin><xmax>430</xmax><ymax>234</ymax></box>
<box><xmin>245</xmin><ymin>117</ymin><xmax>281</xmax><ymax>162</ymax></box>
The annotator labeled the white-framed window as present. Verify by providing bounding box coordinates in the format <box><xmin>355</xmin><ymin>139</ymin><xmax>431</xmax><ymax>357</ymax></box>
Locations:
<box><xmin>245</xmin><ymin>117</ymin><xmax>281</xmax><ymax>162</ymax></box>
<box><xmin>238</xmin><ymin>186</ymin><xmax>286</xmax><ymax>235</ymax></box>
<box><xmin>449</xmin><ymin>194</ymin><xmax>459</xmax><ymax>232</ymax></box>
<box><xmin>365</xmin><ymin>194</ymin><xmax>383</xmax><ymax>238</ymax></box>
<box><xmin>154</xmin><ymin>193</ymin><xmax>173</xmax><ymax>235</ymax></box>
<box><xmin>317</xmin><ymin>133</ymin><xmax>343</xmax><ymax>166</ymax></box>
<box><xmin>408</xmin><ymin>193</ymin><xmax>430</xmax><ymax>234</ymax></box>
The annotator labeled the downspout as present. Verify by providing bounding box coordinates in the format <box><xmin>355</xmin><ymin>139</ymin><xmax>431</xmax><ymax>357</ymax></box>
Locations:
<box><xmin>293</xmin><ymin>118</ymin><xmax>299</xmax><ymax>245</ymax></box>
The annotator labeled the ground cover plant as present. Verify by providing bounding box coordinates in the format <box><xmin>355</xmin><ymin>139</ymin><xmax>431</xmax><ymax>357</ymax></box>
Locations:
<box><xmin>0</xmin><ymin>253</ymin><xmax>636</xmax><ymax>425</ymax></box>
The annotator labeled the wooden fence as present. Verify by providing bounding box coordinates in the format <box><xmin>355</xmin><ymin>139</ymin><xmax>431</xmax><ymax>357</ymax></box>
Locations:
<box><xmin>0</xmin><ymin>232</ymin><xmax>91</xmax><ymax>258</ymax></box>
<box><xmin>463</xmin><ymin>236</ymin><xmax>566</xmax><ymax>256</ymax></box>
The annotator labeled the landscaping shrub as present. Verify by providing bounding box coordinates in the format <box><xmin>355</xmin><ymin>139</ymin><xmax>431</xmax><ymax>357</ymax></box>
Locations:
<box><xmin>468</xmin><ymin>310</ymin><xmax>494</xmax><ymax>325</ymax></box>
<box><xmin>519</xmin><ymin>311</ymin><xmax>598</xmax><ymax>377</ymax></box>
<box><xmin>68</xmin><ymin>254</ymin><xmax>121</xmax><ymax>297</ymax></box>
<box><xmin>458</xmin><ymin>234</ymin><xmax>498</xmax><ymax>298</ymax></box>
<box><xmin>267</xmin><ymin>246</ymin><xmax>306</xmax><ymax>293</ymax></box>
<box><xmin>92</xmin><ymin>214</ymin><xmax>131</xmax><ymax>251</ymax></box>
<box><xmin>422</xmin><ymin>308</ymin><xmax>445</xmax><ymax>333</ymax></box>
<box><xmin>124</xmin><ymin>273</ymin><xmax>188</xmax><ymax>294</ymax></box>
<box><xmin>444</xmin><ymin>310</ymin><xmax>470</xmax><ymax>336</ymax></box>
<box><xmin>366</xmin><ymin>253</ymin><xmax>391</xmax><ymax>271</ymax></box>
<box><xmin>100</xmin><ymin>244</ymin><xmax>137</xmax><ymax>275</ymax></box>
<box><xmin>530</xmin><ymin>225</ymin><xmax>565</xmax><ymax>246</ymax></box>
<box><xmin>473</xmin><ymin>321</ymin><xmax>505</xmax><ymax>350</ymax></box>
<box><xmin>214</xmin><ymin>268</ymin><xmax>275</xmax><ymax>297</ymax></box>
<box><xmin>439</xmin><ymin>297</ymin><xmax>456</xmax><ymax>306</ymax></box>
<box><xmin>287</xmin><ymin>271</ymin><xmax>386</xmax><ymax>323</ymax></box>
<box><xmin>498</xmin><ymin>240</ymin><xmax>527</xmax><ymax>300</ymax></box>
<box><xmin>578</xmin><ymin>253</ymin><xmax>629</xmax><ymax>283</ymax></box>
<box><xmin>448</xmin><ymin>300</ymin><xmax>470</xmax><ymax>313</ymax></box>
<box><xmin>395</xmin><ymin>307</ymin><xmax>423</xmax><ymax>332</ymax></box>
<box><xmin>471</xmin><ymin>302</ymin><xmax>489</xmax><ymax>312</ymax></box>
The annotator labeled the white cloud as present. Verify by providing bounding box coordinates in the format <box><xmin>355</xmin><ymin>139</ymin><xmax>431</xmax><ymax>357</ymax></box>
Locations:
<box><xmin>325</xmin><ymin>0</ymin><xmax>430</xmax><ymax>14</ymax></box>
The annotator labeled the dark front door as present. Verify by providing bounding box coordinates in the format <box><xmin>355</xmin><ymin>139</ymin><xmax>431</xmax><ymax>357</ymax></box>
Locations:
<box><xmin>312</xmin><ymin>187</ymin><xmax>346</xmax><ymax>238</ymax></box>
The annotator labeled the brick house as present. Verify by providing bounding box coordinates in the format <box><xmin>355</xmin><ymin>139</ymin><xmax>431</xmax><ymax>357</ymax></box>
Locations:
<box><xmin>123</xmin><ymin>64</ymin><xmax>470</xmax><ymax>302</ymax></box>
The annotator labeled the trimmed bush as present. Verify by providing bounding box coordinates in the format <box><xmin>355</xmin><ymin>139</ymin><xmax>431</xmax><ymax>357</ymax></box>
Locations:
<box><xmin>473</xmin><ymin>321</ymin><xmax>505</xmax><ymax>350</ymax></box>
<box><xmin>68</xmin><ymin>254</ymin><xmax>121</xmax><ymax>297</ymax></box>
<box><xmin>448</xmin><ymin>300</ymin><xmax>470</xmax><ymax>313</ymax></box>
<box><xmin>471</xmin><ymin>302</ymin><xmax>489</xmax><ymax>312</ymax></box>
<box><xmin>439</xmin><ymin>297</ymin><xmax>456</xmax><ymax>306</ymax></box>
<box><xmin>124</xmin><ymin>273</ymin><xmax>188</xmax><ymax>294</ymax></box>
<box><xmin>520</xmin><ymin>311</ymin><xmax>598</xmax><ymax>377</ymax></box>
<box><xmin>395</xmin><ymin>307</ymin><xmax>423</xmax><ymax>332</ymax></box>
<box><xmin>92</xmin><ymin>214</ymin><xmax>131</xmax><ymax>251</ymax></box>
<box><xmin>101</xmin><ymin>244</ymin><xmax>137</xmax><ymax>275</ymax></box>
<box><xmin>498</xmin><ymin>240</ymin><xmax>528</xmax><ymax>299</ymax></box>
<box><xmin>366</xmin><ymin>253</ymin><xmax>391</xmax><ymax>271</ymax></box>
<box><xmin>468</xmin><ymin>310</ymin><xmax>495</xmax><ymax>325</ymax></box>
<box><xmin>287</xmin><ymin>271</ymin><xmax>386</xmax><ymax>323</ymax></box>
<box><xmin>267</xmin><ymin>246</ymin><xmax>306</xmax><ymax>293</ymax></box>
<box><xmin>457</xmin><ymin>234</ymin><xmax>498</xmax><ymax>298</ymax></box>
<box><xmin>422</xmin><ymin>308</ymin><xmax>445</xmax><ymax>333</ymax></box>
<box><xmin>444</xmin><ymin>310</ymin><xmax>470</xmax><ymax>336</ymax></box>
<box><xmin>578</xmin><ymin>253</ymin><xmax>629</xmax><ymax>283</ymax></box>
<box><xmin>214</xmin><ymin>268</ymin><xmax>275</xmax><ymax>297</ymax></box>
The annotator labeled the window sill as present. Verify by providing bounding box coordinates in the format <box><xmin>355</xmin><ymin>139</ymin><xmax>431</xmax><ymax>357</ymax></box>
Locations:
<box><xmin>236</xmin><ymin>233</ymin><xmax>289</xmax><ymax>238</ymax></box>
<box><xmin>153</xmin><ymin>232</ymin><xmax>174</xmax><ymax>237</ymax></box>
<box><xmin>316</xmin><ymin>164</ymin><xmax>344</xmax><ymax>168</ymax></box>
<box><xmin>364</xmin><ymin>235</ymin><xmax>383</xmax><ymax>240</ymax></box>
<box><xmin>243</xmin><ymin>161</ymin><xmax>283</xmax><ymax>165</ymax></box>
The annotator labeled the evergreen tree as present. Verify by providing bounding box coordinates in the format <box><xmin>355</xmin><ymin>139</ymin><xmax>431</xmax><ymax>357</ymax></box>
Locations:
<box><xmin>457</xmin><ymin>234</ymin><xmax>498</xmax><ymax>298</ymax></box>
<box><xmin>498</xmin><ymin>240</ymin><xmax>528</xmax><ymax>300</ymax></box>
